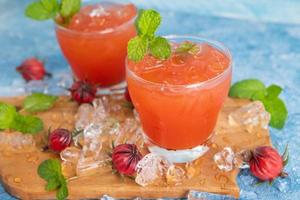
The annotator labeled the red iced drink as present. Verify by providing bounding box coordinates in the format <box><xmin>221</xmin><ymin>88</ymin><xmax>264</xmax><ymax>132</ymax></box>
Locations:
<box><xmin>56</xmin><ymin>2</ymin><xmax>137</xmax><ymax>86</ymax></box>
<box><xmin>127</xmin><ymin>36</ymin><xmax>232</xmax><ymax>150</ymax></box>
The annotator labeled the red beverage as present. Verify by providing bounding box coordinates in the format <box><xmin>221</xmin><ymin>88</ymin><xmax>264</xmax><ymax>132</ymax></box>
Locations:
<box><xmin>56</xmin><ymin>2</ymin><xmax>137</xmax><ymax>86</ymax></box>
<box><xmin>127</xmin><ymin>36</ymin><xmax>232</xmax><ymax>152</ymax></box>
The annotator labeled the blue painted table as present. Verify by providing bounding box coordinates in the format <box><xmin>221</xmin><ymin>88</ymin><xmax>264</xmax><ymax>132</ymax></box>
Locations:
<box><xmin>1</xmin><ymin>0</ymin><xmax>300</xmax><ymax>199</ymax></box>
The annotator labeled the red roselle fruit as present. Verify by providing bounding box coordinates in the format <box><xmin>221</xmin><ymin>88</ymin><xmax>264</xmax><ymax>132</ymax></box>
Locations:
<box><xmin>112</xmin><ymin>144</ymin><xmax>143</xmax><ymax>176</ymax></box>
<box><xmin>69</xmin><ymin>80</ymin><xmax>97</xmax><ymax>104</ymax></box>
<box><xmin>249</xmin><ymin>146</ymin><xmax>288</xmax><ymax>181</ymax></box>
<box><xmin>124</xmin><ymin>87</ymin><xmax>132</xmax><ymax>102</ymax></box>
<box><xmin>16</xmin><ymin>57</ymin><xmax>51</xmax><ymax>81</ymax></box>
<box><xmin>48</xmin><ymin>128</ymin><xmax>72</xmax><ymax>152</ymax></box>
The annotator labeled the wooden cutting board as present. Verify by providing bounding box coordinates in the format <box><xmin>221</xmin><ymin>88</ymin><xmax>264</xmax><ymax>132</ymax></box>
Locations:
<box><xmin>0</xmin><ymin>96</ymin><xmax>271</xmax><ymax>200</ymax></box>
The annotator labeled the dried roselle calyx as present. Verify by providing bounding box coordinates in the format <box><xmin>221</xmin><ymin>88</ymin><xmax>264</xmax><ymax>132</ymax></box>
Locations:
<box><xmin>112</xmin><ymin>144</ymin><xmax>142</xmax><ymax>176</ymax></box>
<box><xmin>249</xmin><ymin>146</ymin><xmax>288</xmax><ymax>181</ymax></box>
<box><xmin>69</xmin><ymin>80</ymin><xmax>97</xmax><ymax>104</ymax></box>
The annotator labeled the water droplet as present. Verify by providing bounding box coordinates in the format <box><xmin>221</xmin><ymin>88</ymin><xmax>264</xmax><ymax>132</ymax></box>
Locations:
<box><xmin>14</xmin><ymin>177</ymin><xmax>22</xmax><ymax>183</ymax></box>
<box><xmin>215</xmin><ymin>173</ymin><xmax>229</xmax><ymax>184</ymax></box>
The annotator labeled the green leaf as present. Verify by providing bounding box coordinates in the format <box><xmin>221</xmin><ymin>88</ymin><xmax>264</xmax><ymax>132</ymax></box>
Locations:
<box><xmin>45</xmin><ymin>178</ymin><xmax>61</xmax><ymax>191</ymax></box>
<box><xmin>38</xmin><ymin>159</ymin><xmax>69</xmax><ymax>200</ymax></box>
<box><xmin>264</xmin><ymin>98</ymin><xmax>288</xmax><ymax>129</ymax></box>
<box><xmin>0</xmin><ymin>102</ymin><xmax>17</xmax><ymax>130</ymax></box>
<box><xmin>23</xmin><ymin>93</ymin><xmax>58</xmax><ymax>113</ymax></box>
<box><xmin>251</xmin><ymin>90</ymin><xmax>267</xmax><ymax>102</ymax></box>
<box><xmin>60</xmin><ymin>0</ymin><xmax>81</xmax><ymax>18</ymax></box>
<box><xmin>266</xmin><ymin>84</ymin><xmax>282</xmax><ymax>99</ymax></box>
<box><xmin>136</xmin><ymin>9</ymin><xmax>161</xmax><ymax>37</ymax></box>
<box><xmin>56</xmin><ymin>177</ymin><xmax>68</xmax><ymax>200</ymax></box>
<box><xmin>127</xmin><ymin>36</ymin><xmax>148</xmax><ymax>62</ymax></box>
<box><xmin>12</xmin><ymin>114</ymin><xmax>43</xmax><ymax>134</ymax></box>
<box><xmin>175</xmin><ymin>41</ymin><xmax>199</xmax><ymax>54</ymax></box>
<box><xmin>149</xmin><ymin>36</ymin><xmax>171</xmax><ymax>60</ymax></box>
<box><xmin>134</xmin><ymin>9</ymin><xmax>144</xmax><ymax>35</ymax></box>
<box><xmin>38</xmin><ymin>159</ymin><xmax>62</xmax><ymax>181</ymax></box>
<box><xmin>229</xmin><ymin>79</ymin><xmax>266</xmax><ymax>99</ymax></box>
<box><xmin>25</xmin><ymin>0</ymin><xmax>59</xmax><ymax>20</ymax></box>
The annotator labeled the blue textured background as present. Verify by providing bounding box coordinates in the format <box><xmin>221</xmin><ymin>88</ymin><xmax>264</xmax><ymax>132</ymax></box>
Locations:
<box><xmin>1</xmin><ymin>0</ymin><xmax>300</xmax><ymax>199</ymax></box>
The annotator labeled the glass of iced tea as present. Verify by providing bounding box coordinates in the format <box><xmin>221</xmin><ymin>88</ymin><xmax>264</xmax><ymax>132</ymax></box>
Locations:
<box><xmin>127</xmin><ymin>35</ymin><xmax>232</xmax><ymax>163</ymax></box>
<box><xmin>55</xmin><ymin>1</ymin><xmax>137</xmax><ymax>87</ymax></box>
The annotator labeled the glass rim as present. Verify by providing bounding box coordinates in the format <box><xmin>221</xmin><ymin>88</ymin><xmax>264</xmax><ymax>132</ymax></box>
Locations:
<box><xmin>126</xmin><ymin>35</ymin><xmax>233</xmax><ymax>89</ymax></box>
<box><xmin>55</xmin><ymin>2</ymin><xmax>137</xmax><ymax>36</ymax></box>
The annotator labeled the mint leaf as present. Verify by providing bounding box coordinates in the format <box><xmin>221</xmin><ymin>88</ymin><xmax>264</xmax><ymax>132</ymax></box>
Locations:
<box><xmin>57</xmin><ymin>178</ymin><xmax>68</xmax><ymax>200</ymax></box>
<box><xmin>38</xmin><ymin>159</ymin><xmax>61</xmax><ymax>181</ymax></box>
<box><xmin>127</xmin><ymin>36</ymin><xmax>148</xmax><ymax>62</ymax></box>
<box><xmin>149</xmin><ymin>36</ymin><xmax>171</xmax><ymax>60</ymax></box>
<box><xmin>25</xmin><ymin>0</ymin><xmax>59</xmax><ymax>20</ymax></box>
<box><xmin>0</xmin><ymin>103</ymin><xmax>17</xmax><ymax>130</ymax></box>
<box><xmin>60</xmin><ymin>0</ymin><xmax>81</xmax><ymax>20</ymax></box>
<box><xmin>175</xmin><ymin>41</ymin><xmax>199</xmax><ymax>54</ymax></box>
<box><xmin>12</xmin><ymin>114</ymin><xmax>43</xmax><ymax>134</ymax></box>
<box><xmin>264</xmin><ymin>98</ymin><xmax>288</xmax><ymax>129</ymax></box>
<box><xmin>128</xmin><ymin>9</ymin><xmax>172</xmax><ymax>61</ymax></box>
<box><xmin>24</xmin><ymin>93</ymin><xmax>58</xmax><ymax>113</ymax></box>
<box><xmin>266</xmin><ymin>84</ymin><xmax>282</xmax><ymax>99</ymax></box>
<box><xmin>46</xmin><ymin>178</ymin><xmax>61</xmax><ymax>191</ymax></box>
<box><xmin>251</xmin><ymin>90</ymin><xmax>266</xmax><ymax>102</ymax></box>
<box><xmin>229</xmin><ymin>79</ymin><xmax>266</xmax><ymax>99</ymax></box>
<box><xmin>38</xmin><ymin>159</ymin><xmax>68</xmax><ymax>200</ymax></box>
<box><xmin>137</xmin><ymin>9</ymin><xmax>161</xmax><ymax>37</ymax></box>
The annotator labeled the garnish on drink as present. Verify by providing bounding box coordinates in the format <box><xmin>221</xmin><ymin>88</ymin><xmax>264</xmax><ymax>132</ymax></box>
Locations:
<box><xmin>25</xmin><ymin>0</ymin><xmax>81</xmax><ymax>25</ymax></box>
<box><xmin>126</xmin><ymin>10</ymin><xmax>232</xmax><ymax>163</ymax></box>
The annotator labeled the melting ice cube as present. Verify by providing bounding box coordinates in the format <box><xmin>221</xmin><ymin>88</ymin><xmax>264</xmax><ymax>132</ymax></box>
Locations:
<box><xmin>135</xmin><ymin>153</ymin><xmax>172</xmax><ymax>186</ymax></box>
<box><xmin>228</xmin><ymin>101</ymin><xmax>270</xmax><ymax>132</ymax></box>
<box><xmin>213</xmin><ymin>147</ymin><xmax>235</xmax><ymax>172</ymax></box>
<box><xmin>0</xmin><ymin>132</ymin><xmax>35</xmax><ymax>152</ymax></box>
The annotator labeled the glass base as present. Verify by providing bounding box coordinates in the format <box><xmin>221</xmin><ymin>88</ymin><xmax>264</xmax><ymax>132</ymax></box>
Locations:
<box><xmin>96</xmin><ymin>81</ymin><xmax>126</xmax><ymax>95</ymax></box>
<box><xmin>146</xmin><ymin>139</ymin><xmax>210</xmax><ymax>163</ymax></box>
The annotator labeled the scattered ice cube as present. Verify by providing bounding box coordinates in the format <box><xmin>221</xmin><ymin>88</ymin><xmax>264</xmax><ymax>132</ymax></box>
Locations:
<box><xmin>60</xmin><ymin>146</ymin><xmax>81</xmax><ymax>164</ymax></box>
<box><xmin>0</xmin><ymin>132</ymin><xmax>35</xmax><ymax>152</ymax></box>
<box><xmin>75</xmin><ymin>103</ymin><xmax>94</xmax><ymax>130</ymax></box>
<box><xmin>274</xmin><ymin>177</ymin><xmax>291</xmax><ymax>193</ymax></box>
<box><xmin>89</xmin><ymin>5</ymin><xmax>110</xmax><ymax>18</ymax></box>
<box><xmin>55</xmin><ymin>72</ymin><xmax>73</xmax><ymax>90</ymax></box>
<box><xmin>166</xmin><ymin>165</ymin><xmax>186</xmax><ymax>185</ymax></box>
<box><xmin>92</xmin><ymin>97</ymin><xmax>108</xmax><ymax>122</ymax></box>
<box><xmin>188</xmin><ymin>190</ymin><xmax>235</xmax><ymax>200</ymax></box>
<box><xmin>228</xmin><ymin>101</ymin><xmax>270</xmax><ymax>133</ymax></box>
<box><xmin>76</xmin><ymin>123</ymin><xmax>108</xmax><ymax>175</ymax></box>
<box><xmin>213</xmin><ymin>147</ymin><xmax>235</xmax><ymax>172</ymax></box>
<box><xmin>239</xmin><ymin>190</ymin><xmax>258</xmax><ymax>200</ymax></box>
<box><xmin>25</xmin><ymin>80</ymin><xmax>48</xmax><ymax>94</ymax></box>
<box><xmin>135</xmin><ymin>153</ymin><xmax>172</xmax><ymax>186</ymax></box>
<box><xmin>100</xmin><ymin>195</ymin><xmax>115</xmax><ymax>200</ymax></box>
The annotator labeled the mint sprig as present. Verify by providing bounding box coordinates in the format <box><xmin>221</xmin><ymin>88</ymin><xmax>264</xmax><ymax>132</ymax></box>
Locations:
<box><xmin>38</xmin><ymin>159</ymin><xmax>68</xmax><ymax>200</ymax></box>
<box><xmin>127</xmin><ymin>9</ymin><xmax>171</xmax><ymax>62</ymax></box>
<box><xmin>0</xmin><ymin>103</ymin><xmax>17</xmax><ymax>130</ymax></box>
<box><xmin>24</xmin><ymin>93</ymin><xmax>58</xmax><ymax>113</ymax></box>
<box><xmin>25</xmin><ymin>0</ymin><xmax>81</xmax><ymax>24</ymax></box>
<box><xmin>25</xmin><ymin>0</ymin><xmax>59</xmax><ymax>20</ymax></box>
<box><xmin>0</xmin><ymin>102</ymin><xmax>43</xmax><ymax>134</ymax></box>
<box><xmin>229</xmin><ymin>79</ymin><xmax>288</xmax><ymax>129</ymax></box>
<box><xmin>12</xmin><ymin>114</ymin><xmax>44</xmax><ymax>134</ymax></box>
<box><xmin>175</xmin><ymin>41</ymin><xmax>199</xmax><ymax>55</ymax></box>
